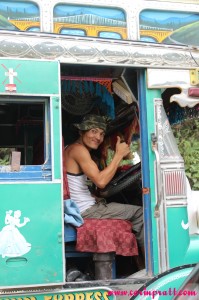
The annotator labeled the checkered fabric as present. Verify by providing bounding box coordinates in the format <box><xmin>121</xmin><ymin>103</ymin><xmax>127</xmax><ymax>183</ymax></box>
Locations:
<box><xmin>76</xmin><ymin>218</ymin><xmax>138</xmax><ymax>256</ymax></box>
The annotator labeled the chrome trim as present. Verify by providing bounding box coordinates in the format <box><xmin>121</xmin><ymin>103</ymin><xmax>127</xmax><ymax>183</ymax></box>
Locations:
<box><xmin>151</xmin><ymin>133</ymin><xmax>163</xmax><ymax>218</ymax></box>
<box><xmin>0</xmin><ymin>30</ymin><xmax>198</xmax><ymax>68</ymax></box>
<box><xmin>166</xmin><ymin>201</ymin><xmax>187</xmax><ymax>207</ymax></box>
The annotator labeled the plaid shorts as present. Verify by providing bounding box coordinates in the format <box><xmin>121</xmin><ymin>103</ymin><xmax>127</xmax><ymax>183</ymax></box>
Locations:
<box><xmin>81</xmin><ymin>201</ymin><xmax>144</xmax><ymax>247</ymax></box>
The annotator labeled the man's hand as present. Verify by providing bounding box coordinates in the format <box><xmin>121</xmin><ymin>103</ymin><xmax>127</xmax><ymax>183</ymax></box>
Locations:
<box><xmin>115</xmin><ymin>136</ymin><xmax>130</xmax><ymax>159</ymax></box>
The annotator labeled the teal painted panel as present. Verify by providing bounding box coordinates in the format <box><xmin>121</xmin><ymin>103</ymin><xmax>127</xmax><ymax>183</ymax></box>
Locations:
<box><xmin>0</xmin><ymin>288</ymin><xmax>115</xmax><ymax>300</ymax></box>
<box><xmin>185</xmin><ymin>235</ymin><xmax>199</xmax><ymax>264</ymax></box>
<box><xmin>167</xmin><ymin>207</ymin><xmax>190</xmax><ymax>268</ymax></box>
<box><xmin>167</xmin><ymin>206</ymin><xmax>199</xmax><ymax>268</ymax></box>
<box><xmin>134</xmin><ymin>265</ymin><xmax>194</xmax><ymax>300</ymax></box>
<box><xmin>145</xmin><ymin>88</ymin><xmax>162</xmax><ymax>275</ymax></box>
<box><xmin>0</xmin><ymin>183</ymin><xmax>64</xmax><ymax>287</ymax></box>
<box><xmin>0</xmin><ymin>59</ymin><xmax>59</xmax><ymax>94</ymax></box>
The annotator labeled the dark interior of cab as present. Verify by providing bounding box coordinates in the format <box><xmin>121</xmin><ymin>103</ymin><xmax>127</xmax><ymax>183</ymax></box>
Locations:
<box><xmin>0</xmin><ymin>64</ymin><xmax>143</xmax><ymax>279</ymax></box>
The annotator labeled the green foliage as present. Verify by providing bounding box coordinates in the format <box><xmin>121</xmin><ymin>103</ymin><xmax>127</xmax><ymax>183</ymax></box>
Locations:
<box><xmin>172</xmin><ymin>118</ymin><xmax>199</xmax><ymax>190</ymax></box>
<box><xmin>0</xmin><ymin>148</ymin><xmax>11</xmax><ymax>165</ymax></box>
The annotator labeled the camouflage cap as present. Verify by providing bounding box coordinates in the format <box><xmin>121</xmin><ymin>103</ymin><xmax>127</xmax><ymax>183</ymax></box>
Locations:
<box><xmin>73</xmin><ymin>114</ymin><xmax>107</xmax><ymax>132</ymax></box>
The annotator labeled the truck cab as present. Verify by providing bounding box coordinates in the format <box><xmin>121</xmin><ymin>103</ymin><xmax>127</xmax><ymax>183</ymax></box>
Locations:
<box><xmin>0</xmin><ymin>0</ymin><xmax>199</xmax><ymax>298</ymax></box>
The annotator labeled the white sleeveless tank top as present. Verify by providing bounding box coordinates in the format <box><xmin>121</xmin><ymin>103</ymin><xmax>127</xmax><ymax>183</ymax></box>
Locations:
<box><xmin>67</xmin><ymin>172</ymin><xmax>95</xmax><ymax>213</ymax></box>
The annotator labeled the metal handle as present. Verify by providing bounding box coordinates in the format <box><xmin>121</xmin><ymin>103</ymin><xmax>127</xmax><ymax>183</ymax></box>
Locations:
<box><xmin>151</xmin><ymin>133</ymin><xmax>162</xmax><ymax>218</ymax></box>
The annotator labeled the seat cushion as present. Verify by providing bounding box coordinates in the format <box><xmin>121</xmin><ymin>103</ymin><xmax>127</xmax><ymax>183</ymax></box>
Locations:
<box><xmin>64</xmin><ymin>224</ymin><xmax>77</xmax><ymax>242</ymax></box>
<box><xmin>76</xmin><ymin>218</ymin><xmax>138</xmax><ymax>256</ymax></box>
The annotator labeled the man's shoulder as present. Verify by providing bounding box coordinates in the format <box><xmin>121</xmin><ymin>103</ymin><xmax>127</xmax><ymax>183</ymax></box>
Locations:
<box><xmin>65</xmin><ymin>143</ymin><xmax>88</xmax><ymax>156</ymax></box>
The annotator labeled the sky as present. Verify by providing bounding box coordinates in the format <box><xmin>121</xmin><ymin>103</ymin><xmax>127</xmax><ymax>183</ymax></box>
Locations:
<box><xmin>54</xmin><ymin>5</ymin><xmax>125</xmax><ymax>21</ymax></box>
<box><xmin>0</xmin><ymin>1</ymin><xmax>38</xmax><ymax>14</ymax></box>
<box><xmin>141</xmin><ymin>10</ymin><xmax>198</xmax><ymax>20</ymax></box>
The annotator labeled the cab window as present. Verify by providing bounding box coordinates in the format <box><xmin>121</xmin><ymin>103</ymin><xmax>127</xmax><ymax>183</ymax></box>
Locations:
<box><xmin>0</xmin><ymin>97</ymin><xmax>51</xmax><ymax>181</ymax></box>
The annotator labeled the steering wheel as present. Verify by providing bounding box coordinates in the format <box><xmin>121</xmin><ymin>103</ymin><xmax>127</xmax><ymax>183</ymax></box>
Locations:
<box><xmin>100</xmin><ymin>162</ymin><xmax>141</xmax><ymax>198</ymax></box>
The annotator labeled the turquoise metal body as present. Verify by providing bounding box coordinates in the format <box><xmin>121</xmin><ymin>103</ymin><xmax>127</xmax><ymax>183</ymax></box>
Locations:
<box><xmin>144</xmin><ymin>87</ymin><xmax>199</xmax><ymax>275</ymax></box>
<box><xmin>132</xmin><ymin>265</ymin><xmax>195</xmax><ymax>300</ymax></box>
<box><xmin>0</xmin><ymin>59</ymin><xmax>65</xmax><ymax>287</ymax></box>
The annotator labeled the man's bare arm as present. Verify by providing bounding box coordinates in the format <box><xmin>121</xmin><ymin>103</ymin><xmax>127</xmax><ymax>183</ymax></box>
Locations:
<box><xmin>73</xmin><ymin>136</ymin><xmax>130</xmax><ymax>189</ymax></box>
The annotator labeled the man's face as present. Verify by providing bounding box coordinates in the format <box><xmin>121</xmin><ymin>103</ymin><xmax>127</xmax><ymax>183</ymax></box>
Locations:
<box><xmin>81</xmin><ymin>128</ymin><xmax>105</xmax><ymax>150</ymax></box>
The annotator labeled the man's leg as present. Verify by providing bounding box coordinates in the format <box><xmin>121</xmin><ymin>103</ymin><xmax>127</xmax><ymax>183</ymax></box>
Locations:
<box><xmin>82</xmin><ymin>202</ymin><xmax>145</xmax><ymax>270</ymax></box>
<box><xmin>82</xmin><ymin>202</ymin><xmax>144</xmax><ymax>248</ymax></box>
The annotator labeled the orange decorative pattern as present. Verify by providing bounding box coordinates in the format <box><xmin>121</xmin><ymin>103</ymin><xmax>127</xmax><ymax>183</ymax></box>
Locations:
<box><xmin>61</xmin><ymin>76</ymin><xmax>112</xmax><ymax>93</ymax></box>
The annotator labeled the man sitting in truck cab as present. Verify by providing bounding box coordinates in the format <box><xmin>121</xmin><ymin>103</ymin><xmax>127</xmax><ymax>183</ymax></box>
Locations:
<box><xmin>64</xmin><ymin>114</ymin><xmax>144</xmax><ymax>253</ymax></box>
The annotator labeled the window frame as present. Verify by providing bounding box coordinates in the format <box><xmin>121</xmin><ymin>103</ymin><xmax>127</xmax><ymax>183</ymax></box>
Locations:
<box><xmin>0</xmin><ymin>96</ymin><xmax>52</xmax><ymax>181</ymax></box>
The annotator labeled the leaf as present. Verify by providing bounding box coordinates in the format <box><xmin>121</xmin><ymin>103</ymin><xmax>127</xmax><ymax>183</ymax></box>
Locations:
<box><xmin>172</xmin><ymin>116</ymin><xmax>199</xmax><ymax>191</ymax></box>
